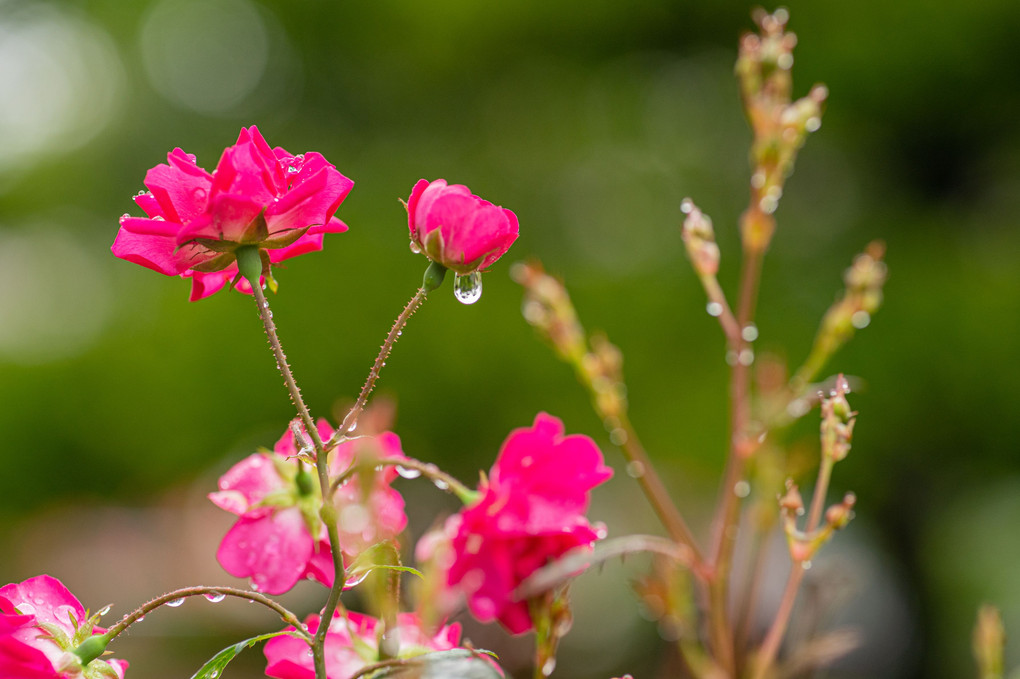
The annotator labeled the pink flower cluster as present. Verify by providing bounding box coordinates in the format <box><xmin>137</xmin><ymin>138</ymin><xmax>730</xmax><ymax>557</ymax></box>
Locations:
<box><xmin>112</xmin><ymin>126</ymin><xmax>352</xmax><ymax>300</ymax></box>
<box><xmin>265</xmin><ymin>610</ymin><xmax>462</xmax><ymax>679</ymax></box>
<box><xmin>423</xmin><ymin>413</ymin><xmax>613</xmax><ymax>634</ymax></box>
<box><xmin>209</xmin><ymin>419</ymin><xmax>408</xmax><ymax>595</ymax></box>
<box><xmin>0</xmin><ymin>575</ymin><xmax>127</xmax><ymax>679</ymax></box>
<box><xmin>407</xmin><ymin>179</ymin><xmax>519</xmax><ymax>274</ymax></box>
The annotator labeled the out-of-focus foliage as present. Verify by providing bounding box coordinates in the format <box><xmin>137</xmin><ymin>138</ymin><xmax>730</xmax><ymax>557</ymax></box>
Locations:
<box><xmin>1</xmin><ymin>1</ymin><xmax>1018</xmax><ymax>678</ymax></box>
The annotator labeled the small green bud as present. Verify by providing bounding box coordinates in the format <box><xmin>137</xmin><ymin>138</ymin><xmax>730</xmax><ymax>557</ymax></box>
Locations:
<box><xmin>422</xmin><ymin>261</ymin><xmax>448</xmax><ymax>293</ymax></box>
<box><xmin>73</xmin><ymin>633</ymin><xmax>110</xmax><ymax>666</ymax></box>
<box><xmin>295</xmin><ymin>464</ymin><xmax>315</xmax><ymax>496</ymax></box>
<box><xmin>235</xmin><ymin>245</ymin><xmax>263</xmax><ymax>286</ymax></box>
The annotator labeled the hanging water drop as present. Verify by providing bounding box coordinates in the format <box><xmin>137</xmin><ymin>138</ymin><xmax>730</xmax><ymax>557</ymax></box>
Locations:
<box><xmin>396</xmin><ymin>465</ymin><xmax>421</xmax><ymax>479</ymax></box>
<box><xmin>541</xmin><ymin>658</ymin><xmax>557</xmax><ymax>676</ymax></box>
<box><xmin>453</xmin><ymin>271</ymin><xmax>483</xmax><ymax>305</ymax></box>
<box><xmin>433</xmin><ymin>478</ymin><xmax>450</xmax><ymax>491</ymax></box>
<box><xmin>706</xmin><ymin>301</ymin><xmax>723</xmax><ymax>317</ymax></box>
<box><xmin>204</xmin><ymin>592</ymin><xmax>226</xmax><ymax>603</ymax></box>
<box><xmin>409</xmin><ymin>241</ymin><xmax>422</xmax><ymax>254</ymax></box>
<box><xmin>166</xmin><ymin>598</ymin><xmax>185</xmax><ymax>608</ymax></box>
<box><xmin>345</xmin><ymin>571</ymin><xmax>370</xmax><ymax>588</ymax></box>
<box><xmin>98</xmin><ymin>604</ymin><xmax>112</xmax><ymax>616</ymax></box>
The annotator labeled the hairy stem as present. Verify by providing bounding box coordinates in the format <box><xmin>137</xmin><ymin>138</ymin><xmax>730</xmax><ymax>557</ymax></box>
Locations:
<box><xmin>249</xmin><ymin>284</ymin><xmax>339</xmax><ymax>679</ymax></box>
<box><xmin>331</xmin><ymin>288</ymin><xmax>429</xmax><ymax>446</ymax></box>
<box><xmin>332</xmin><ymin>454</ymin><xmax>477</xmax><ymax>505</ymax></box>
<box><xmin>102</xmin><ymin>586</ymin><xmax>311</xmax><ymax>644</ymax></box>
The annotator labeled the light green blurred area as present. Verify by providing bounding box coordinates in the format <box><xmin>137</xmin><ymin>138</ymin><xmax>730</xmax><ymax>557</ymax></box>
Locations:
<box><xmin>1</xmin><ymin>1</ymin><xmax>1018</xmax><ymax>677</ymax></box>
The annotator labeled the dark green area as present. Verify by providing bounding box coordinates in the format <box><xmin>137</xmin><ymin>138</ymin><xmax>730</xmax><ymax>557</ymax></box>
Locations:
<box><xmin>1</xmin><ymin>1</ymin><xmax>1018</xmax><ymax>678</ymax></box>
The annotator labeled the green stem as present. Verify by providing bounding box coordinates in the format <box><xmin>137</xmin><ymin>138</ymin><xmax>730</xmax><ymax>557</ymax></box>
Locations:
<box><xmin>331</xmin><ymin>454</ymin><xmax>478</xmax><ymax>505</ymax></box>
<box><xmin>330</xmin><ymin>287</ymin><xmax>429</xmax><ymax>446</ymax></box>
<box><xmin>751</xmin><ymin>455</ymin><xmax>834</xmax><ymax>679</ymax></box>
<box><xmin>102</xmin><ymin>586</ymin><xmax>311</xmax><ymax>644</ymax></box>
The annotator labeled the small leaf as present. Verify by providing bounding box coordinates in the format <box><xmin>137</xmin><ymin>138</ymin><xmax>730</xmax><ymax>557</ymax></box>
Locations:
<box><xmin>190</xmin><ymin>631</ymin><xmax>297</xmax><ymax>679</ymax></box>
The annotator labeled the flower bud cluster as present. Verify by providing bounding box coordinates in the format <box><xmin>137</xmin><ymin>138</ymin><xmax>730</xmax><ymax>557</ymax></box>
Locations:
<box><xmin>820</xmin><ymin>375</ymin><xmax>856</xmax><ymax>463</ymax></box>
<box><xmin>513</xmin><ymin>263</ymin><xmax>628</xmax><ymax>421</ymax></box>
<box><xmin>780</xmin><ymin>481</ymin><xmax>857</xmax><ymax>563</ymax></box>
<box><xmin>736</xmin><ymin>9</ymin><xmax>827</xmax><ymax>250</ymax></box>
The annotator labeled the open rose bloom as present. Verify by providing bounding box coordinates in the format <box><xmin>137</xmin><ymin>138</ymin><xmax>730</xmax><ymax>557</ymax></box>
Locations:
<box><xmin>0</xmin><ymin>575</ymin><xmax>127</xmax><ymax>679</ymax></box>
<box><xmin>407</xmin><ymin>179</ymin><xmax>519</xmax><ymax>274</ymax></box>
<box><xmin>112</xmin><ymin>126</ymin><xmax>353</xmax><ymax>300</ymax></box>
<box><xmin>265</xmin><ymin>610</ymin><xmax>464</xmax><ymax>679</ymax></box>
<box><xmin>429</xmin><ymin>413</ymin><xmax>613</xmax><ymax>634</ymax></box>
<box><xmin>209</xmin><ymin>419</ymin><xmax>408</xmax><ymax>595</ymax></box>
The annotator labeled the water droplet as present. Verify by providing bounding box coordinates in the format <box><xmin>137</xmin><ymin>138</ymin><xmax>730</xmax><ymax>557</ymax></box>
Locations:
<box><xmin>759</xmin><ymin>195</ymin><xmax>779</xmax><ymax>214</ymax></box>
<box><xmin>166</xmin><ymin>598</ymin><xmax>185</xmax><ymax>608</ymax></box>
<box><xmin>594</xmin><ymin>524</ymin><xmax>608</xmax><ymax>540</ymax></box>
<box><xmin>210</xmin><ymin>671</ymin><xmax>219</xmax><ymax>679</ymax></box>
<box><xmin>204</xmin><ymin>592</ymin><xmax>226</xmax><ymax>603</ymax></box>
<box><xmin>193</xmin><ymin>187</ymin><xmax>207</xmax><ymax>201</ymax></box>
<box><xmin>98</xmin><ymin>604</ymin><xmax>112</xmax><ymax>616</ymax></box>
<box><xmin>541</xmin><ymin>658</ymin><xmax>557</xmax><ymax>676</ymax></box>
<box><xmin>738</xmin><ymin>349</ymin><xmax>755</xmax><ymax>366</ymax></box>
<box><xmin>409</xmin><ymin>241</ymin><xmax>422</xmax><ymax>254</ymax></box>
<box><xmin>851</xmin><ymin>310</ymin><xmax>871</xmax><ymax>329</ymax></box>
<box><xmin>805</xmin><ymin>116</ymin><xmax>821</xmax><ymax>132</ymax></box>
<box><xmin>152</xmin><ymin>215</ymin><xmax>165</xmax><ymax>221</ymax></box>
<box><xmin>725</xmin><ymin>350</ymin><xmax>738</xmax><ymax>366</ymax></box>
<box><xmin>802</xmin><ymin>560</ymin><xmax>813</xmax><ymax>570</ymax></box>
<box><xmin>626</xmin><ymin>460</ymin><xmax>645</xmax><ymax>478</ymax></box>
<box><xmin>16</xmin><ymin>603</ymin><xmax>36</xmax><ymax>616</ymax></box>
<box><xmin>345</xmin><ymin>571</ymin><xmax>369</xmax><ymax>588</ymax></box>
<box><xmin>734</xmin><ymin>480</ymin><xmax>751</xmax><ymax>498</ymax></box>
<box><xmin>453</xmin><ymin>271</ymin><xmax>483</xmax><ymax>305</ymax></box>
<box><xmin>680</xmin><ymin>198</ymin><xmax>694</xmax><ymax>214</ymax></box>
<box><xmin>609</xmin><ymin>428</ymin><xmax>628</xmax><ymax>446</ymax></box>
<box><xmin>706</xmin><ymin>301</ymin><xmax>723</xmax><ymax>317</ymax></box>
<box><xmin>396</xmin><ymin>465</ymin><xmax>421</xmax><ymax>479</ymax></box>
<box><xmin>250</xmin><ymin>582</ymin><xmax>261</xmax><ymax>592</ymax></box>
<box><xmin>741</xmin><ymin>324</ymin><xmax>759</xmax><ymax>342</ymax></box>
<box><xmin>136</xmin><ymin>614</ymin><xmax>144</xmax><ymax>622</ymax></box>
<box><xmin>119</xmin><ymin>213</ymin><xmax>130</xmax><ymax>224</ymax></box>
<box><xmin>777</xmin><ymin>53</ymin><xmax>794</xmax><ymax>70</ymax></box>
<box><xmin>751</xmin><ymin>171</ymin><xmax>766</xmax><ymax>189</ymax></box>
<box><xmin>433</xmin><ymin>478</ymin><xmax>450</xmax><ymax>491</ymax></box>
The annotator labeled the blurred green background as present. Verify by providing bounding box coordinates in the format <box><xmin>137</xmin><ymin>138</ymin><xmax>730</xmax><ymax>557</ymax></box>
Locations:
<box><xmin>1</xmin><ymin>0</ymin><xmax>1018</xmax><ymax>677</ymax></box>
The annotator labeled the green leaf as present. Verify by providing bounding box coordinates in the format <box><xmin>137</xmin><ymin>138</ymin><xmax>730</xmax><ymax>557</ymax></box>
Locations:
<box><xmin>189</xmin><ymin>631</ymin><xmax>297</xmax><ymax>679</ymax></box>
<box><xmin>367</xmin><ymin>649</ymin><xmax>505</xmax><ymax>679</ymax></box>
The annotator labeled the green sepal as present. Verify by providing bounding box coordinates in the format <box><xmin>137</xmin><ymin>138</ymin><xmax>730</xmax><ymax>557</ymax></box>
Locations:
<box><xmin>422</xmin><ymin>261</ymin><xmax>447</xmax><ymax>293</ymax></box>
<box><xmin>235</xmin><ymin>245</ymin><xmax>264</xmax><ymax>286</ymax></box>
<box><xmin>73</xmin><ymin>633</ymin><xmax>111</xmax><ymax>667</ymax></box>
<box><xmin>261</xmin><ymin>225</ymin><xmax>311</xmax><ymax>250</ymax></box>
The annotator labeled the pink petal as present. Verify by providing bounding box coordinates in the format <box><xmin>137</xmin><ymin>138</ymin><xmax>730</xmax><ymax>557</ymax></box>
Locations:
<box><xmin>0</xmin><ymin>576</ymin><xmax>85</xmax><ymax>634</ymax></box>
<box><xmin>208</xmin><ymin>453</ymin><xmax>285</xmax><ymax>515</ymax></box>
<box><xmin>216</xmin><ymin>508</ymin><xmax>313</xmax><ymax>595</ymax></box>
<box><xmin>111</xmin><ymin>226</ymin><xmax>181</xmax><ymax>276</ymax></box>
<box><xmin>144</xmin><ymin>148</ymin><xmax>213</xmax><ymax>225</ymax></box>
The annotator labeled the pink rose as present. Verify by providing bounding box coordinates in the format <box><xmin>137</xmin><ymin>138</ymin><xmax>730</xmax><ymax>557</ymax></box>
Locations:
<box><xmin>439</xmin><ymin>413</ymin><xmax>613</xmax><ymax>634</ymax></box>
<box><xmin>209</xmin><ymin>420</ymin><xmax>409</xmax><ymax>595</ymax></box>
<box><xmin>406</xmin><ymin>179</ymin><xmax>519</xmax><ymax>274</ymax></box>
<box><xmin>0</xmin><ymin>575</ymin><xmax>128</xmax><ymax>679</ymax></box>
<box><xmin>113</xmin><ymin>126</ymin><xmax>353</xmax><ymax>301</ymax></box>
<box><xmin>264</xmin><ymin>610</ymin><xmax>462</xmax><ymax>679</ymax></box>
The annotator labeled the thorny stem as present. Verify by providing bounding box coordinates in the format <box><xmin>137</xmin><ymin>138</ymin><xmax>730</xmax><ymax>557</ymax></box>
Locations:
<box><xmin>751</xmin><ymin>455</ymin><xmax>834</xmax><ymax>679</ymax></box>
<box><xmin>101</xmin><ymin>586</ymin><xmax>311</xmax><ymax>644</ymax></box>
<box><xmin>330</xmin><ymin>287</ymin><xmax>429</xmax><ymax>447</ymax></box>
<box><xmin>331</xmin><ymin>454</ymin><xmax>478</xmax><ymax>505</ymax></box>
<box><xmin>249</xmin><ymin>283</ymin><xmax>339</xmax><ymax>679</ymax></box>
<box><xmin>250</xmin><ymin>282</ymin><xmax>325</xmax><ymax>455</ymax></box>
